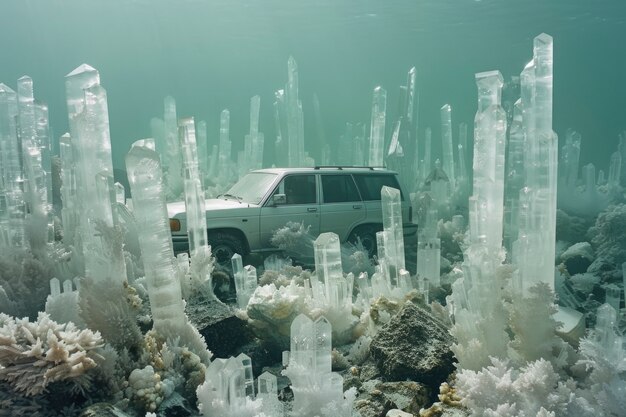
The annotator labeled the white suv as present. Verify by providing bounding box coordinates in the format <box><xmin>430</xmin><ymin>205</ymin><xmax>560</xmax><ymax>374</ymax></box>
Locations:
<box><xmin>168</xmin><ymin>167</ymin><xmax>417</xmax><ymax>263</ymax></box>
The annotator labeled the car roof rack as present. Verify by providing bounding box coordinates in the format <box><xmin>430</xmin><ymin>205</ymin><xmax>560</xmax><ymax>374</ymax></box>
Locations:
<box><xmin>313</xmin><ymin>165</ymin><xmax>386</xmax><ymax>170</ymax></box>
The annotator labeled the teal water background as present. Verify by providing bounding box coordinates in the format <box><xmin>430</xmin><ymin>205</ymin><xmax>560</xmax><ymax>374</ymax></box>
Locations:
<box><xmin>1</xmin><ymin>0</ymin><xmax>624</xmax><ymax>172</ymax></box>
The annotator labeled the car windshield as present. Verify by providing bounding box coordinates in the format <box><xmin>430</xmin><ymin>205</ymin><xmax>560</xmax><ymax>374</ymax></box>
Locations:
<box><xmin>223</xmin><ymin>172</ymin><xmax>278</xmax><ymax>204</ymax></box>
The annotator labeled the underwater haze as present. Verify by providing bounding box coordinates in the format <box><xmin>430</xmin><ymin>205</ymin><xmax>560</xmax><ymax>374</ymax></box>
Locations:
<box><xmin>1</xmin><ymin>0</ymin><xmax>625</xmax><ymax>171</ymax></box>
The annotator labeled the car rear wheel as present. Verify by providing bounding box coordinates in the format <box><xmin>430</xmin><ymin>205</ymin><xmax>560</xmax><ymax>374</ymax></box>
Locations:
<box><xmin>348</xmin><ymin>224</ymin><xmax>382</xmax><ymax>258</ymax></box>
<box><xmin>208</xmin><ymin>232</ymin><xmax>246</xmax><ymax>265</ymax></box>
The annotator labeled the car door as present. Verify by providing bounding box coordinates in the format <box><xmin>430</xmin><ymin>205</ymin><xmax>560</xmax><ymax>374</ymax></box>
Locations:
<box><xmin>319</xmin><ymin>174</ymin><xmax>366</xmax><ymax>241</ymax></box>
<box><xmin>259</xmin><ymin>173</ymin><xmax>320</xmax><ymax>248</ymax></box>
<box><xmin>352</xmin><ymin>173</ymin><xmax>404</xmax><ymax>225</ymax></box>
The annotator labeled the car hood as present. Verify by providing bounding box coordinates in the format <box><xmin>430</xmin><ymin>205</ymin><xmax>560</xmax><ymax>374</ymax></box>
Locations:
<box><xmin>167</xmin><ymin>198</ymin><xmax>260</xmax><ymax>218</ymax></box>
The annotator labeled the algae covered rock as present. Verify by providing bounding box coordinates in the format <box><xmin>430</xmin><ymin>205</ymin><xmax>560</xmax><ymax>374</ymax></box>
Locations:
<box><xmin>369</xmin><ymin>301</ymin><xmax>455</xmax><ymax>387</ymax></box>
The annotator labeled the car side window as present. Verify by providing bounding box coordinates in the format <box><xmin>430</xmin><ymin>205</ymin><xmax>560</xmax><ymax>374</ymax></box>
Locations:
<box><xmin>353</xmin><ymin>174</ymin><xmax>403</xmax><ymax>200</ymax></box>
<box><xmin>273</xmin><ymin>174</ymin><xmax>317</xmax><ymax>205</ymax></box>
<box><xmin>321</xmin><ymin>175</ymin><xmax>361</xmax><ymax>203</ymax></box>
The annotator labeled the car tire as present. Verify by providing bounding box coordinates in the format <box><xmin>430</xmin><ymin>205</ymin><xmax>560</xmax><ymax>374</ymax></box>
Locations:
<box><xmin>208</xmin><ymin>232</ymin><xmax>246</xmax><ymax>265</ymax></box>
<box><xmin>348</xmin><ymin>224</ymin><xmax>382</xmax><ymax>258</ymax></box>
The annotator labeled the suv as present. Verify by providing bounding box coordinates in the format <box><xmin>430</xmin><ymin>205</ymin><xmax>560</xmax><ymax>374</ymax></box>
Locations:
<box><xmin>167</xmin><ymin>167</ymin><xmax>418</xmax><ymax>263</ymax></box>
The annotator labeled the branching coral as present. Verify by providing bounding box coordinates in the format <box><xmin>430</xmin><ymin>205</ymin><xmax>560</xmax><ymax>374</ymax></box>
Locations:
<box><xmin>0</xmin><ymin>312</ymin><xmax>103</xmax><ymax>396</ymax></box>
<box><xmin>78</xmin><ymin>276</ymin><xmax>144</xmax><ymax>355</ymax></box>
<box><xmin>508</xmin><ymin>283</ymin><xmax>569</xmax><ymax>367</ymax></box>
<box><xmin>0</xmin><ymin>247</ymin><xmax>55</xmax><ymax>318</ymax></box>
<box><xmin>455</xmin><ymin>358</ymin><xmax>582</xmax><ymax>417</ymax></box>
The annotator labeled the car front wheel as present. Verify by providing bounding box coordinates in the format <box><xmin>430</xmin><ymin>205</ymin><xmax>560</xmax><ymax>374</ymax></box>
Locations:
<box><xmin>348</xmin><ymin>224</ymin><xmax>382</xmax><ymax>258</ymax></box>
<box><xmin>208</xmin><ymin>232</ymin><xmax>246</xmax><ymax>265</ymax></box>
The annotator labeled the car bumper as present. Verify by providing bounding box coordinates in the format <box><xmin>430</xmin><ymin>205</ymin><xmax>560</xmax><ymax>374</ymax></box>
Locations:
<box><xmin>403</xmin><ymin>222</ymin><xmax>418</xmax><ymax>236</ymax></box>
<box><xmin>172</xmin><ymin>234</ymin><xmax>189</xmax><ymax>254</ymax></box>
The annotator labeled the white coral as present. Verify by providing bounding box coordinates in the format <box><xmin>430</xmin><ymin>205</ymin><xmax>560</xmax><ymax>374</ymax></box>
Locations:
<box><xmin>0</xmin><ymin>312</ymin><xmax>103</xmax><ymax>396</ymax></box>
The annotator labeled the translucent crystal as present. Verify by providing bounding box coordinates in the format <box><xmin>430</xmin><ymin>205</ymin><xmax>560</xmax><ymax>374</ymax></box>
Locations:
<box><xmin>440</xmin><ymin>104</ymin><xmax>455</xmax><ymax>189</ymax></box>
<box><xmin>195</xmin><ymin>120</ymin><xmax>209</xmax><ymax>180</ymax></box>
<box><xmin>313</xmin><ymin>232</ymin><xmax>345</xmax><ymax>307</ymax></box>
<box><xmin>218</xmin><ymin>109</ymin><xmax>232</xmax><ymax>179</ymax></box>
<box><xmin>179</xmin><ymin>117</ymin><xmax>208</xmax><ymax>256</ymax></box>
<box><xmin>513</xmin><ymin>33</ymin><xmax>558</xmax><ymax>294</ymax></box>
<box><xmin>283</xmin><ymin>314</ymin><xmax>348</xmax><ymax>417</ymax></box>
<box><xmin>0</xmin><ymin>83</ymin><xmax>25</xmax><ymax>247</ymax></box>
<box><xmin>242</xmin><ymin>95</ymin><xmax>264</xmax><ymax>173</ymax></box>
<box><xmin>126</xmin><ymin>143</ymin><xmax>186</xmax><ymax>333</ymax></box>
<box><xmin>381</xmin><ymin>186</ymin><xmax>405</xmax><ymax>283</ymax></box>
<box><xmin>417</xmin><ymin>238</ymin><xmax>441</xmax><ymax>287</ymax></box>
<box><xmin>58</xmin><ymin>133</ymin><xmax>77</xmax><ymax>246</ymax></box>
<box><xmin>424</xmin><ymin>127</ymin><xmax>432</xmax><ymax>179</ymax></box>
<box><xmin>369</xmin><ymin>86</ymin><xmax>387</xmax><ymax>166</ymax></box>
<box><xmin>114</xmin><ymin>182</ymin><xmax>125</xmax><ymax>204</ymax></box>
<box><xmin>18</xmin><ymin>76</ymin><xmax>49</xmax><ymax>250</ymax></box>
<box><xmin>285</xmin><ymin>57</ymin><xmax>305</xmax><ymax>167</ymax></box>
<box><xmin>163</xmin><ymin>96</ymin><xmax>183</xmax><ymax>198</ymax></box>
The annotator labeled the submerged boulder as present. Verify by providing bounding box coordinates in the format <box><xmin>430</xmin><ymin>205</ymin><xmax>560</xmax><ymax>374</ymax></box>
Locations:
<box><xmin>370</xmin><ymin>301</ymin><xmax>455</xmax><ymax>388</ymax></box>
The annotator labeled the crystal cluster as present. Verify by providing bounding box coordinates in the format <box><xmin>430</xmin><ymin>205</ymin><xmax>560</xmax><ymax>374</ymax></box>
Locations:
<box><xmin>232</xmin><ymin>253</ymin><xmax>258</xmax><ymax>309</ymax></box>
<box><xmin>196</xmin><ymin>353</ymin><xmax>282</xmax><ymax>417</ymax></box>
<box><xmin>0</xmin><ymin>76</ymin><xmax>53</xmax><ymax>251</ymax></box>
<box><xmin>282</xmin><ymin>314</ymin><xmax>355</xmax><ymax>417</ymax></box>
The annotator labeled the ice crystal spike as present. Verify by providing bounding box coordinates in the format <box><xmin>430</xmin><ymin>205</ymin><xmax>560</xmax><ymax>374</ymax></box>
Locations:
<box><xmin>126</xmin><ymin>143</ymin><xmax>186</xmax><ymax>332</ymax></box>
<box><xmin>419</xmin><ymin>127</ymin><xmax>429</xmax><ymax>175</ymax></box>
<box><xmin>163</xmin><ymin>95</ymin><xmax>183</xmax><ymax>198</ymax></box>
<box><xmin>381</xmin><ymin>186</ymin><xmax>405</xmax><ymax>285</ymax></box>
<box><xmin>405</xmin><ymin>66</ymin><xmax>417</xmax><ymax>123</ymax></box>
<box><xmin>179</xmin><ymin>117</ymin><xmax>208</xmax><ymax>256</ymax></box>
<box><xmin>440</xmin><ymin>104</ymin><xmax>455</xmax><ymax>190</ymax></box>
<box><xmin>368</xmin><ymin>86</ymin><xmax>387</xmax><ymax>166</ymax></box>
<box><xmin>475</xmin><ymin>70</ymin><xmax>504</xmax><ymax>111</ymax></box>
<box><xmin>65</xmin><ymin>64</ymin><xmax>100</xmax><ymax>117</ymax></box>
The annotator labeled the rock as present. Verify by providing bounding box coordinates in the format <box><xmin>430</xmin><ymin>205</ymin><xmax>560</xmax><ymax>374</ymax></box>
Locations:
<box><xmin>356</xmin><ymin>379</ymin><xmax>429</xmax><ymax>417</ymax></box>
<box><xmin>560</xmin><ymin>242</ymin><xmax>593</xmax><ymax>275</ymax></box>
<box><xmin>369</xmin><ymin>301</ymin><xmax>455</xmax><ymax>388</ymax></box>
<box><xmin>387</xmin><ymin>410</ymin><xmax>414</xmax><ymax>417</ymax></box>
<box><xmin>186</xmin><ymin>298</ymin><xmax>254</xmax><ymax>358</ymax></box>
<box><xmin>79</xmin><ymin>403</ymin><xmax>132</xmax><ymax>417</ymax></box>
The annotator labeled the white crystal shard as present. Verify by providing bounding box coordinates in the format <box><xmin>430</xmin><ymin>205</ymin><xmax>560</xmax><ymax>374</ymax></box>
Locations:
<box><xmin>503</xmin><ymin>100</ymin><xmax>525</xmax><ymax>252</ymax></box>
<box><xmin>257</xmin><ymin>371</ymin><xmax>282</xmax><ymax>415</ymax></box>
<box><xmin>179</xmin><ymin>117</ymin><xmax>208</xmax><ymax>255</ymax></box>
<box><xmin>283</xmin><ymin>314</ymin><xmax>352</xmax><ymax>417</ymax></box>
<box><xmin>313</xmin><ymin>232</ymin><xmax>351</xmax><ymax>309</ymax></box>
<box><xmin>58</xmin><ymin>133</ymin><xmax>78</xmax><ymax>246</ymax></box>
<box><xmin>0</xmin><ymin>83</ymin><xmax>26</xmax><ymax>247</ymax></box>
<box><xmin>241</xmin><ymin>95</ymin><xmax>265</xmax><ymax>173</ymax></box>
<box><xmin>285</xmin><ymin>57</ymin><xmax>305</xmax><ymax>167</ymax></box>
<box><xmin>194</xmin><ymin>120</ymin><xmax>208</xmax><ymax>181</ymax></box>
<box><xmin>369</xmin><ymin>86</ymin><xmax>387</xmax><ymax>166</ymax></box>
<box><xmin>65</xmin><ymin>64</ymin><xmax>99</xmax><ymax>120</ymax></box>
<box><xmin>18</xmin><ymin>76</ymin><xmax>50</xmax><ymax>250</ymax></box>
<box><xmin>424</xmin><ymin>127</ymin><xmax>432</xmax><ymax>179</ymax></box>
<box><xmin>512</xmin><ymin>34</ymin><xmax>558</xmax><ymax>294</ymax></box>
<box><xmin>440</xmin><ymin>104</ymin><xmax>455</xmax><ymax>190</ymax></box>
<box><xmin>163</xmin><ymin>96</ymin><xmax>183</xmax><ymax>198</ymax></box>
<box><xmin>126</xmin><ymin>143</ymin><xmax>186</xmax><ymax>333</ymax></box>
<box><xmin>381</xmin><ymin>186</ymin><xmax>405</xmax><ymax>284</ymax></box>
<box><xmin>218</xmin><ymin>109</ymin><xmax>232</xmax><ymax>180</ymax></box>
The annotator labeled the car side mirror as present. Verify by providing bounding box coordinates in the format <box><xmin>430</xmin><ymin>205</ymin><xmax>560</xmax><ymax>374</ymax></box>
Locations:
<box><xmin>272</xmin><ymin>193</ymin><xmax>287</xmax><ymax>206</ymax></box>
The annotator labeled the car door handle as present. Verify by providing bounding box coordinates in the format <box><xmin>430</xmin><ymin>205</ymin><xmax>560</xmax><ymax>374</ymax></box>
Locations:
<box><xmin>307</xmin><ymin>207</ymin><xmax>318</xmax><ymax>212</ymax></box>
<box><xmin>353</xmin><ymin>205</ymin><xmax>362</xmax><ymax>209</ymax></box>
